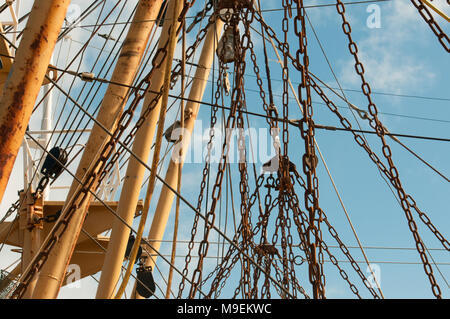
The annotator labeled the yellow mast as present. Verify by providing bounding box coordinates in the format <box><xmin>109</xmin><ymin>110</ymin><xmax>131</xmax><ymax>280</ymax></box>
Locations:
<box><xmin>95</xmin><ymin>0</ymin><xmax>183</xmax><ymax>299</ymax></box>
<box><xmin>113</xmin><ymin>0</ymin><xmax>184</xmax><ymax>299</ymax></box>
<box><xmin>31</xmin><ymin>0</ymin><xmax>164</xmax><ymax>299</ymax></box>
<box><xmin>0</xmin><ymin>0</ymin><xmax>70</xmax><ymax>204</ymax></box>
<box><xmin>134</xmin><ymin>16</ymin><xmax>224</xmax><ymax>299</ymax></box>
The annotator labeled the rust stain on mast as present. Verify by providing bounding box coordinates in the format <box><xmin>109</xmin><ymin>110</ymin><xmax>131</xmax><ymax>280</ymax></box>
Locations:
<box><xmin>31</xmin><ymin>0</ymin><xmax>165</xmax><ymax>299</ymax></box>
<box><xmin>0</xmin><ymin>1</ymin><xmax>70</xmax><ymax>203</ymax></box>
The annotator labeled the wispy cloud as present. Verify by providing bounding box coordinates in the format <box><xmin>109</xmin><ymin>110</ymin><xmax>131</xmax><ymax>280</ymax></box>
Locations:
<box><xmin>339</xmin><ymin>1</ymin><xmax>436</xmax><ymax>93</ymax></box>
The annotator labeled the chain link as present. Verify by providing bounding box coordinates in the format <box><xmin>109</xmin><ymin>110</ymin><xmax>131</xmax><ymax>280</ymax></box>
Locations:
<box><xmin>335</xmin><ymin>0</ymin><xmax>442</xmax><ymax>298</ymax></box>
<box><xmin>0</xmin><ymin>198</ymin><xmax>21</xmax><ymax>225</ymax></box>
<box><xmin>308</xmin><ymin>76</ymin><xmax>449</xmax><ymax>254</ymax></box>
<box><xmin>177</xmin><ymin>61</ymin><xmax>225</xmax><ymax>297</ymax></box>
<box><xmin>410</xmin><ymin>0</ymin><xmax>449</xmax><ymax>52</ymax></box>
<box><xmin>1</xmin><ymin>149</ymin><xmax>66</xmax><ymax>231</ymax></box>
<box><xmin>292</xmin><ymin>0</ymin><xmax>325</xmax><ymax>299</ymax></box>
<box><xmin>287</xmin><ymin>186</ymin><xmax>363</xmax><ymax>299</ymax></box>
<box><xmin>188</xmin><ymin>7</ymin><xmax>252</xmax><ymax>298</ymax></box>
<box><xmin>186</xmin><ymin>0</ymin><xmax>215</xmax><ymax>33</ymax></box>
<box><xmin>10</xmin><ymin>0</ymin><xmax>199</xmax><ymax>298</ymax></box>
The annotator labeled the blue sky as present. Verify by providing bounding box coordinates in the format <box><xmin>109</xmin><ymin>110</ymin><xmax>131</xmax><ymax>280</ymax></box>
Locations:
<box><xmin>0</xmin><ymin>0</ymin><xmax>448</xmax><ymax>299</ymax></box>
<box><xmin>160</xmin><ymin>0</ymin><xmax>450</xmax><ymax>299</ymax></box>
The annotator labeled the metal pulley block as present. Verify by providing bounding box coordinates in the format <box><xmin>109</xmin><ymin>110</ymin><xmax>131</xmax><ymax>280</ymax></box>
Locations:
<box><xmin>136</xmin><ymin>265</ymin><xmax>156</xmax><ymax>298</ymax></box>
<box><xmin>217</xmin><ymin>24</ymin><xmax>239</xmax><ymax>64</ymax></box>
<box><xmin>125</xmin><ymin>234</ymin><xmax>142</xmax><ymax>263</ymax></box>
<box><xmin>217</xmin><ymin>0</ymin><xmax>252</xmax><ymax>22</ymax></box>
<box><xmin>164</xmin><ymin>120</ymin><xmax>182</xmax><ymax>143</ymax></box>
<box><xmin>40</xmin><ymin>146</ymin><xmax>68</xmax><ymax>179</ymax></box>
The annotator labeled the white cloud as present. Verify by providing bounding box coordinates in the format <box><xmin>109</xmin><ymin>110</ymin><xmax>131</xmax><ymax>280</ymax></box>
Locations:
<box><xmin>339</xmin><ymin>1</ymin><xmax>436</xmax><ymax>93</ymax></box>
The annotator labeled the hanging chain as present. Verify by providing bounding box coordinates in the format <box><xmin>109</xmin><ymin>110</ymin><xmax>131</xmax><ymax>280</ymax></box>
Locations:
<box><xmin>0</xmin><ymin>198</ymin><xmax>21</xmax><ymax>225</ymax></box>
<box><xmin>185</xmin><ymin>0</ymin><xmax>215</xmax><ymax>33</ymax></box>
<box><xmin>291</xmin><ymin>0</ymin><xmax>325</xmax><ymax>299</ymax></box>
<box><xmin>188</xmin><ymin>15</ymin><xmax>247</xmax><ymax>299</ymax></box>
<box><xmin>406</xmin><ymin>195</ymin><xmax>450</xmax><ymax>251</ymax></box>
<box><xmin>236</xmin><ymin>97</ymin><xmax>252</xmax><ymax>298</ymax></box>
<box><xmin>207</xmin><ymin>174</ymin><xmax>265</xmax><ymax>298</ymax></box>
<box><xmin>11</xmin><ymin>70</ymin><xmax>158</xmax><ymax>300</ymax></box>
<box><xmin>10</xmin><ymin>0</ymin><xmax>200</xmax><ymax>298</ymax></box>
<box><xmin>11</xmin><ymin>76</ymin><xmax>155</xmax><ymax>300</ymax></box>
<box><xmin>170</xmin><ymin>10</ymin><xmax>216</xmax><ymax>89</ymax></box>
<box><xmin>410</xmin><ymin>0</ymin><xmax>449</xmax><ymax>52</ymax></box>
<box><xmin>287</xmin><ymin>187</ymin><xmax>363</xmax><ymax>299</ymax></box>
<box><xmin>335</xmin><ymin>0</ymin><xmax>442</xmax><ymax>298</ymax></box>
<box><xmin>308</xmin><ymin>76</ymin><xmax>450</xmax><ymax>253</ymax></box>
<box><xmin>190</xmin><ymin>7</ymin><xmax>257</xmax><ymax>298</ymax></box>
<box><xmin>177</xmin><ymin>63</ymin><xmax>225</xmax><ymax>297</ymax></box>
<box><xmin>245</xmin><ymin>0</ymin><xmax>444</xmax><ymax>299</ymax></box>
<box><xmin>281</xmin><ymin>0</ymin><xmax>292</xmax><ymax>159</ymax></box>
<box><xmin>290</xmin><ymin>171</ymin><xmax>379</xmax><ymax>298</ymax></box>
<box><xmin>1</xmin><ymin>152</ymin><xmax>65</xmax><ymax>226</ymax></box>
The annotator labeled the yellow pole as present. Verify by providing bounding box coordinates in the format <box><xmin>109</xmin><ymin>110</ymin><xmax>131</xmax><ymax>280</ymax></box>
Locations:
<box><xmin>95</xmin><ymin>0</ymin><xmax>183</xmax><ymax>299</ymax></box>
<box><xmin>0</xmin><ymin>0</ymin><xmax>70</xmax><ymax>204</ymax></box>
<box><xmin>31</xmin><ymin>0</ymin><xmax>163</xmax><ymax>299</ymax></box>
<box><xmin>113</xmin><ymin>0</ymin><xmax>183</xmax><ymax>299</ymax></box>
<box><xmin>134</xmin><ymin>17</ymin><xmax>224</xmax><ymax>299</ymax></box>
<box><xmin>165</xmin><ymin>18</ymin><xmax>187</xmax><ymax>300</ymax></box>
<box><xmin>420</xmin><ymin>0</ymin><xmax>450</xmax><ymax>22</ymax></box>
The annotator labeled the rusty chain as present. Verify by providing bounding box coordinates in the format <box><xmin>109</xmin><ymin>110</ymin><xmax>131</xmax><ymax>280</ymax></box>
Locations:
<box><xmin>12</xmin><ymin>77</ymin><xmax>155</xmax><ymax>300</ymax></box>
<box><xmin>178</xmin><ymin>17</ymin><xmax>290</xmax><ymax>294</ymax></box>
<box><xmin>410</xmin><ymin>0</ymin><xmax>449</xmax><ymax>52</ymax></box>
<box><xmin>204</xmin><ymin>174</ymin><xmax>271</xmax><ymax>298</ymax></box>
<box><xmin>177</xmin><ymin>61</ymin><xmax>225</xmax><ymax>298</ymax></box>
<box><xmin>287</xmin><ymin>186</ymin><xmax>362</xmax><ymax>299</ymax></box>
<box><xmin>251</xmin><ymin>175</ymin><xmax>275</xmax><ymax>298</ymax></box>
<box><xmin>308</xmin><ymin>76</ymin><xmax>450</xmax><ymax>253</ymax></box>
<box><xmin>254</xmin><ymin>0</ymin><xmax>446</xmax><ymax>298</ymax></box>
<box><xmin>272</xmin><ymin>192</ymin><xmax>291</xmax><ymax>297</ymax></box>
<box><xmin>10</xmin><ymin>0</ymin><xmax>199</xmax><ymax>299</ymax></box>
<box><xmin>277</xmin><ymin>1</ymin><xmax>295</xmax><ymax>297</ymax></box>
<box><xmin>236</xmin><ymin>95</ymin><xmax>253</xmax><ymax>298</ymax></box>
<box><xmin>291</xmin><ymin>0</ymin><xmax>325</xmax><ymax>299</ymax></box>
<box><xmin>292</xmin><ymin>173</ymin><xmax>383</xmax><ymax>299</ymax></box>
<box><xmin>335</xmin><ymin>0</ymin><xmax>442</xmax><ymax>298</ymax></box>
<box><xmin>1</xmin><ymin>152</ymin><xmax>65</xmax><ymax>226</ymax></box>
<box><xmin>170</xmin><ymin>9</ymin><xmax>216</xmax><ymax>89</ymax></box>
<box><xmin>282</xmin><ymin>0</ymin><xmax>291</xmax><ymax>159</ymax></box>
<box><xmin>187</xmin><ymin>13</ymin><xmax>247</xmax><ymax>298</ymax></box>
<box><xmin>185</xmin><ymin>0</ymin><xmax>215</xmax><ymax>33</ymax></box>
